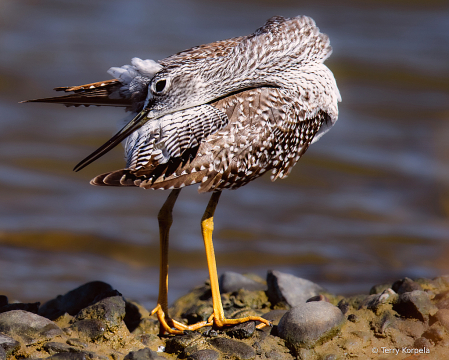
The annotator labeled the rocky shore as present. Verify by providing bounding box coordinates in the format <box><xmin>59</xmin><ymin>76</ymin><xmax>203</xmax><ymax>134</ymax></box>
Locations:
<box><xmin>1</xmin><ymin>270</ymin><xmax>449</xmax><ymax>360</ymax></box>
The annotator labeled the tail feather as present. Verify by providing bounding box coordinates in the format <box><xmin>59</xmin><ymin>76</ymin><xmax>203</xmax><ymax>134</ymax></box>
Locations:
<box><xmin>21</xmin><ymin>79</ymin><xmax>131</xmax><ymax>108</ymax></box>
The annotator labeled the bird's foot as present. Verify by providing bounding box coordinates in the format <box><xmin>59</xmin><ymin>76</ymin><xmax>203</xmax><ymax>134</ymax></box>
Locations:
<box><xmin>207</xmin><ymin>313</ymin><xmax>272</xmax><ymax>330</ymax></box>
<box><xmin>150</xmin><ymin>304</ymin><xmax>211</xmax><ymax>335</ymax></box>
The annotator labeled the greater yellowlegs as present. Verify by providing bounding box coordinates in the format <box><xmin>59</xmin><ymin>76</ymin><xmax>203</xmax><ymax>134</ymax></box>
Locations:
<box><xmin>25</xmin><ymin>15</ymin><xmax>341</xmax><ymax>334</ymax></box>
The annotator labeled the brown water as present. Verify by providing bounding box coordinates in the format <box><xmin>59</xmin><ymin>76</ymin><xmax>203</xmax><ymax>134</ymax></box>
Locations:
<box><xmin>1</xmin><ymin>0</ymin><xmax>448</xmax><ymax>308</ymax></box>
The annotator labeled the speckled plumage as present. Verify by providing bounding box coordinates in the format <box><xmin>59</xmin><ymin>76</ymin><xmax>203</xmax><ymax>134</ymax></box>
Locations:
<box><xmin>26</xmin><ymin>15</ymin><xmax>341</xmax><ymax>192</ymax></box>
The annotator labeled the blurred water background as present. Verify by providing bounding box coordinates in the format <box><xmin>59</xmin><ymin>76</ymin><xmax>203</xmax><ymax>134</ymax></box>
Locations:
<box><xmin>0</xmin><ymin>0</ymin><xmax>448</xmax><ymax>308</ymax></box>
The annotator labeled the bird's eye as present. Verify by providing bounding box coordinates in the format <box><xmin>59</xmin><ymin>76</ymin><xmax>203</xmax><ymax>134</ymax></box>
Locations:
<box><xmin>152</xmin><ymin>79</ymin><xmax>167</xmax><ymax>94</ymax></box>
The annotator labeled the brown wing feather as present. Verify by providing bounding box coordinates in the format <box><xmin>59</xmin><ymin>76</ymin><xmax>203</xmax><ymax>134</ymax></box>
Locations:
<box><xmin>91</xmin><ymin>87</ymin><xmax>328</xmax><ymax>192</ymax></box>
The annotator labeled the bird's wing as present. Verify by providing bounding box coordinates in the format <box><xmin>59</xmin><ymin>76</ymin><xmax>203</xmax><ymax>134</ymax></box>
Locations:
<box><xmin>92</xmin><ymin>87</ymin><xmax>330</xmax><ymax>191</ymax></box>
<box><xmin>124</xmin><ymin>104</ymin><xmax>228</xmax><ymax>172</ymax></box>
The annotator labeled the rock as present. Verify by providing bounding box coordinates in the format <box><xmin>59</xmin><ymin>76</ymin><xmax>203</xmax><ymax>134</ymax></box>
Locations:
<box><xmin>0</xmin><ymin>302</ymin><xmax>40</xmax><ymax>314</ymax></box>
<box><xmin>208</xmin><ymin>337</ymin><xmax>255</xmax><ymax>360</ymax></box>
<box><xmin>0</xmin><ymin>334</ymin><xmax>20</xmax><ymax>355</ymax></box>
<box><xmin>71</xmin><ymin>319</ymin><xmax>106</xmax><ymax>342</ymax></box>
<box><xmin>347</xmin><ymin>314</ymin><xmax>358</xmax><ymax>323</ymax></box>
<box><xmin>414</xmin><ymin>337</ymin><xmax>432</xmax><ymax>349</ymax></box>
<box><xmin>306</xmin><ymin>295</ymin><xmax>329</xmax><ymax>303</ymax></box>
<box><xmin>337</xmin><ymin>299</ymin><xmax>349</xmax><ymax>315</ymax></box>
<box><xmin>187</xmin><ymin>349</ymin><xmax>219</xmax><ymax>360</ymax></box>
<box><xmin>165</xmin><ymin>332</ymin><xmax>201</xmax><ymax>354</ymax></box>
<box><xmin>266</xmin><ymin>270</ymin><xmax>325</xmax><ymax>307</ymax></box>
<box><xmin>0</xmin><ymin>347</ymin><xmax>5</xmax><ymax>360</ymax></box>
<box><xmin>124</xmin><ymin>348</ymin><xmax>165</xmax><ymax>360</ymax></box>
<box><xmin>422</xmin><ymin>323</ymin><xmax>447</xmax><ymax>343</ymax></box>
<box><xmin>264</xmin><ymin>350</ymin><xmax>292</xmax><ymax>360</ymax></box>
<box><xmin>0</xmin><ymin>310</ymin><xmax>63</xmax><ymax>345</ymax></box>
<box><xmin>359</xmin><ymin>288</ymin><xmax>398</xmax><ymax>313</ymax></box>
<box><xmin>434</xmin><ymin>290</ymin><xmax>449</xmax><ymax>310</ymax></box>
<box><xmin>66</xmin><ymin>338</ymin><xmax>88</xmax><ymax>349</ymax></box>
<box><xmin>123</xmin><ymin>301</ymin><xmax>142</xmax><ymax>332</ymax></box>
<box><xmin>43</xmin><ymin>342</ymin><xmax>75</xmax><ymax>355</ymax></box>
<box><xmin>48</xmin><ymin>352</ymin><xmax>103</xmax><ymax>360</ymax></box>
<box><xmin>261</xmin><ymin>309</ymin><xmax>288</xmax><ymax>326</ymax></box>
<box><xmin>39</xmin><ymin>281</ymin><xmax>116</xmax><ymax>320</ymax></box>
<box><xmin>392</xmin><ymin>317</ymin><xmax>426</xmax><ymax>339</ymax></box>
<box><xmin>435</xmin><ymin>309</ymin><xmax>449</xmax><ymax>331</ymax></box>
<box><xmin>75</xmin><ymin>296</ymin><xmax>126</xmax><ymax>330</ymax></box>
<box><xmin>372</xmin><ymin>312</ymin><xmax>395</xmax><ymax>337</ymax></box>
<box><xmin>277</xmin><ymin>301</ymin><xmax>345</xmax><ymax>351</ymax></box>
<box><xmin>0</xmin><ymin>296</ymin><xmax>7</xmax><ymax>307</ymax></box>
<box><xmin>392</xmin><ymin>278</ymin><xmax>423</xmax><ymax>294</ymax></box>
<box><xmin>225</xmin><ymin>321</ymin><xmax>256</xmax><ymax>339</ymax></box>
<box><xmin>219</xmin><ymin>272</ymin><xmax>266</xmax><ymax>293</ymax></box>
<box><xmin>393</xmin><ymin>290</ymin><xmax>438</xmax><ymax>322</ymax></box>
<box><xmin>369</xmin><ymin>283</ymin><xmax>392</xmax><ymax>295</ymax></box>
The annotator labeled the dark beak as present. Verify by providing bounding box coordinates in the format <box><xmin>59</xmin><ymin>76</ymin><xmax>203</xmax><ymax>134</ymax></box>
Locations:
<box><xmin>73</xmin><ymin>110</ymin><xmax>149</xmax><ymax>172</ymax></box>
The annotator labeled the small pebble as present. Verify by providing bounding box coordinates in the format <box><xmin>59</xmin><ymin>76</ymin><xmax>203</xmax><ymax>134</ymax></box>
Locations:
<box><xmin>209</xmin><ymin>337</ymin><xmax>256</xmax><ymax>360</ymax></box>
<box><xmin>414</xmin><ymin>337</ymin><xmax>432</xmax><ymax>349</ymax></box>
<box><xmin>225</xmin><ymin>321</ymin><xmax>255</xmax><ymax>339</ymax></box>
<box><xmin>187</xmin><ymin>349</ymin><xmax>219</xmax><ymax>360</ymax></box>
<box><xmin>124</xmin><ymin>348</ymin><xmax>165</xmax><ymax>360</ymax></box>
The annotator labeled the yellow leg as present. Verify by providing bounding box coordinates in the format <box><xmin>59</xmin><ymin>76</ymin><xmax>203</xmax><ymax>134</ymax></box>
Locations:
<box><xmin>201</xmin><ymin>191</ymin><xmax>272</xmax><ymax>330</ymax></box>
<box><xmin>150</xmin><ymin>189</ymin><xmax>210</xmax><ymax>335</ymax></box>
<box><xmin>151</xmin><ymin>189</ymin><xmax>271</xmax><ymax>334</ymax></box>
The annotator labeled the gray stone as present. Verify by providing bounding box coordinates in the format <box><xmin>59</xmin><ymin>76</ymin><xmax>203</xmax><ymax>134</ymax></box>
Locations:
<box><xmin>278</xmin><ymin>301</ymin><xmax>345</xmax><ymax>350</ymax></box>
<box><xmin>337</xmin><ymin>299</ymin><xmax>349</xmax><ymax>315</ymax></box>
<box><xmin>44</xmin><ymin>342</ymin><xmax>76</xmax><ymax>355</ymax></box>
<box><xmin>75</xmin><ymin>296</ymin><xmax>126</xmax><ymax>330</ymax></box>
<box><xmin>124</xmin><ymin>348</ymin><xmax>165</xmax><ymax>360</ymax></box>
<box><xmin>39</xmin><ymin>281</ymin><xmax>115</xmax><ymax>320</ymax></box>
<box><xmin>266</xmin><ymin>270</ymin><xmax>325</xmax><ymax>307</ymax></box>
<box><xmin>369</xmin><ymin>283</ymin><xmax>392</xmax><ymax>295</ymax></box>
<box><xmin>71</xmin><ymin>319</ymin><xmax>106</xmax><ymax>342</ymax></box>
<box><xmin>0</xmin><ymin>347</ymin><xmax>5</xmax><ymax>360</ymax></box>
<box><xmin>165</xmin><ymin>332</ymin><xmax>201</xmax><ymax>354</ymax></box>
<box><xmin>392</xmin><ymin>278</ymin><xmax>423</xmax><ymax>294</ymax></box>
<box><xmin>187</xmin><ymin>349</ymin><xmax>219</xmax><ymax>360</ymax></box>
<box><xmin>262</xmin><ymin>309</ymin><xmax>288</xmax><ymax>326</ymax></box>
<box><xmin>219</xmin><ymin>272</ymin><xmax>266</xmax><ymax>293</ymax></box>
<box><xmin>0</xmin><ymin>310</ymin><xmax>63</xmax><ymax>345</ymax></box>
<box><xmin>48</xmin><ymin>352</ymin><xmax>102</xmax><ymax>360</ymax></box>
<box><xmin>0</xmin><ymin>296</ymin><xmax>7</xmax><ymax>307</ymax></box>
<box><xmin>0</xmin><ymin>333</ymin><xmax>21</xmax><ymax>355</ymax></box>
<box><xmin>0</xmin><ymin>302</ymin><xmax>40</xmax><ymax>314</ymax></box>
<box><xmin>225</xmin><ymin>321</ymin><xmax>256</xmax><ymax>339</ymax></box>
<box><xmin>208</xmin><ymin>337</ymin><xmax>255</xmax><ymax>360</ymax></box>
<box><xmin>264</xmin><ymin>350</ymin><xmax>293</xmax><ymax>360</ymax></box>
<box><xmin>393</xmin><ymin>290</ymin><xmax>438</xmax><ymax>322</ymax></box>
<box><xmin>359</xmin><ymin>288</ymin><xmax>398</xmax><ymax>312</ymax></box>
<box><xmin>66</xmin><ymin>338</ymin><xmax>88</xmax><ymax>349</ymax></box>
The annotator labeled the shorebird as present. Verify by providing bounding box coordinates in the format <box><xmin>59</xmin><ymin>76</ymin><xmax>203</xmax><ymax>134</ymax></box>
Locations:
<box><xmin>25</xmin><ymin>15</ymin><xmax>341</xmax><ymax>334</ymax></box>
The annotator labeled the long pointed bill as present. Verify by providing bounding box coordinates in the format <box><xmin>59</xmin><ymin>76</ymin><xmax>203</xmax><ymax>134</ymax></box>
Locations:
<box><xmin>73</xmin><ymin>110</ymin><xmax>149</xmax><ymax>172</ymax></box>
